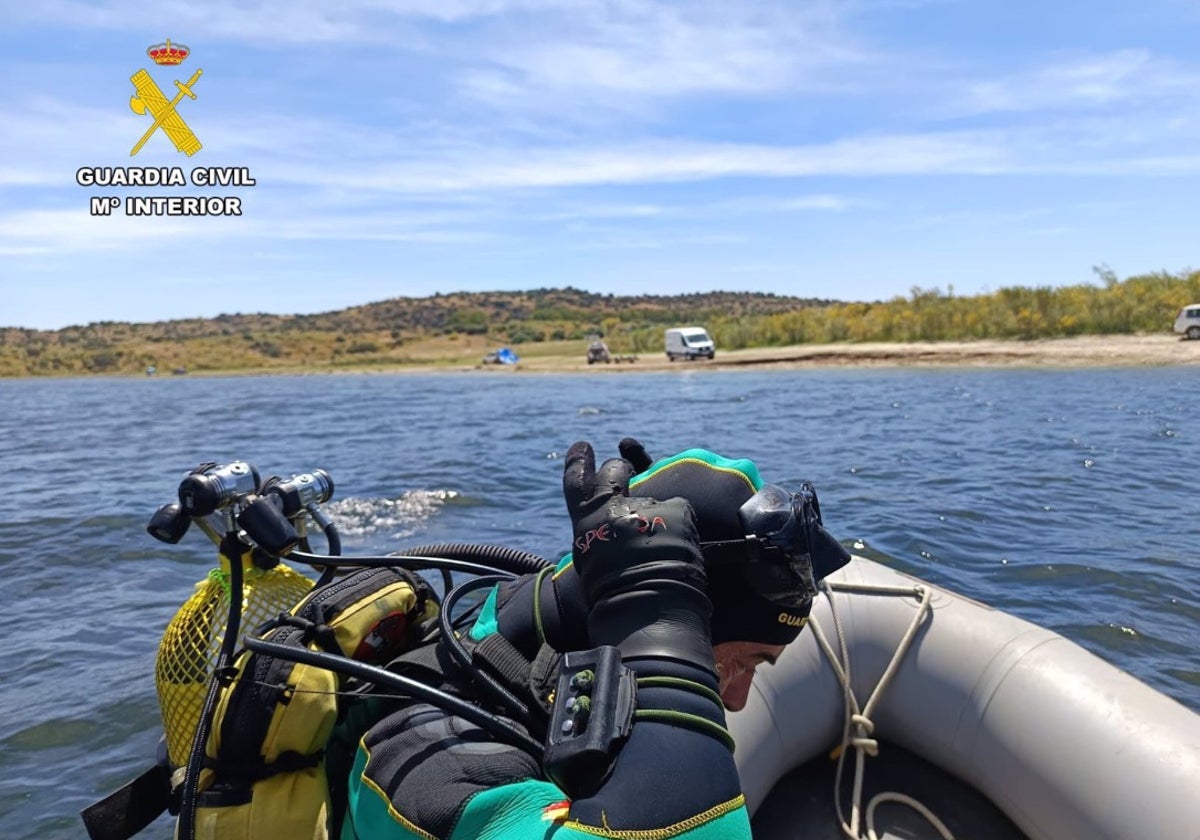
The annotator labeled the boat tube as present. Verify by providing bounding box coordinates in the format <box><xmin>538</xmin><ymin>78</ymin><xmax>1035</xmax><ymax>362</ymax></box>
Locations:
<box><xmin>733</xmin><ymin>556</ymin><xmax>1200</xmax><ymax>840</ymax></box>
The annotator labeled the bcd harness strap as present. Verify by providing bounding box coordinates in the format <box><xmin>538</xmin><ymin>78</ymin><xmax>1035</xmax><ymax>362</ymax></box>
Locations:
<box><xmin>471</xmin><ymin>633</ymin><xmax>561</xmax><ymax>733</ymax></box>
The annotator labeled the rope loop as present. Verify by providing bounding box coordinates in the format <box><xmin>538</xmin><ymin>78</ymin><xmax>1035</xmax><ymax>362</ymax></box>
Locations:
<box><xmin>849</xmin><ymin>713</ymin><xmax>874</xmax><ymax>735</ymax></box>
<box><xmin>808</xmin><ymin>577</ymin><xmax>955</xmax><ymax>840</ymax></box>
<box><xmin>850</xmin><ymin>737</ymin><xmax>879</xmax><ymax>757</ymax></box>
<box><xmin>849</xmin><ymin>713</ymin><xmax>878</xmax><ymax>756</ymax></box>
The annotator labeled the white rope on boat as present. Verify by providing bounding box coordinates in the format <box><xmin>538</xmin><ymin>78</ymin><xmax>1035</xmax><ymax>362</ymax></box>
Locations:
<box><xmin>807</xmin><ymin>579</ymin><xmax>955</xmax><ymax>840</ymax></box>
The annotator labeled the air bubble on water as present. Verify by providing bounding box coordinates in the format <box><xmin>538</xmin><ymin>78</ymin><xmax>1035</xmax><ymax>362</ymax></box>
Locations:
<box><xmin>938</xmin><ymin>515</ymin><xmax>945</xmax><ymax>521</ymax></box>
<box><xmin>326</xmin><ymin>489</ymin><xmax>460</xmax><ymax>539</ymax></box>
<box><xmin>1042</xmin><ymin>505</ymin><xmax>1052</xmax><ymax>511</ymax></box>
<box><xmin>578</xmin><ymin>407</ymin><xmax>601</xmax><ymax>415</ymax></box>
<box><xmin>1082</xmin><ymin>459</ymin><xmax>1095</xmax><ymax>468</ymax></box>
<box><xmin>1001</xmin><ymin>558</ymin><xmax>1009</xmax><ymax>565</ymax></box>
<box><xmin>853</xmin><ymin>540</ymin><xmax>865</xmax><ymax>550</ymax></box>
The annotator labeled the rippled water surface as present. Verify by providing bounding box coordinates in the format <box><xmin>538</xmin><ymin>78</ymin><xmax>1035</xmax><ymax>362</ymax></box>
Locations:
<box><xmin>1</xmin><ymin>368</ymin><xmax>1197</xmax><ymax>838</ymax></box>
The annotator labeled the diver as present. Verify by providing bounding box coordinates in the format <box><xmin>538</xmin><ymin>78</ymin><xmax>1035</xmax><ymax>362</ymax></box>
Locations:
<box><xmin>340</xmin><ymin>438</ymin><xmax>851</xmax><ymax>839</ymax></box>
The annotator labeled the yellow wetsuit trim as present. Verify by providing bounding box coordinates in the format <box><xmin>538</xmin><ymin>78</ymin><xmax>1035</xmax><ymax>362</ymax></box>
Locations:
<box><xmin>357</xmin><ymin>740</ymin><xmax>443</xmax><ymax>840</ymax></box>
<box><xmin>552</xmin><ymin>558</ymin><xmax>575</xmax><ymax>580</ymax></box>
<box><xmin>629</xmin><ymin>457</ymin><xmax>758</xmax><ymax>496</ymax></box>
<box><xmin>561</xmin><ymin>794</ymin><xmax>746</xmax><ymax>838</ymax></box>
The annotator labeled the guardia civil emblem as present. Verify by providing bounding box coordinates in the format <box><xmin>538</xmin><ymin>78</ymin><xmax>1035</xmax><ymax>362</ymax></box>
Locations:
<box><xmin>129</xmin><ymin>39</ymin><xmax>203</xmax><ymax>156</ymax></box>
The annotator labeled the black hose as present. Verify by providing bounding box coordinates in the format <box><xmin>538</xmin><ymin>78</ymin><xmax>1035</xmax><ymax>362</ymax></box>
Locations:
<box><xmin>310</xmin><ymin>506</ymin><xmax>342</xmax><ymax>556</ymax></box>
<box><xmin>440</xmin><ymin>575</ymin><xmax>531</xmax><ymax>722</ymax></box>
<box><xmin>306</xmin><ymin>504</ymin><xmax>341</xmax><ymax>587</ymax></box>
<box><xmin>325</xmin><ymin>526</ymin><xmax>342</xmax><ymax>556</ymax></box>
<box><xmin>179</xmin><ymin>535</ymin><xmax>245</xmax><ymax>840</ymax></box>
<box><xmin>243</xmin><ymin>638</ymin><xmax>543</xmax><ymax>758</ymax></box>
<box><xmin>288</xmin><ymin>550</ymin><xmax>520</xmax><ymax>580</ymax></box>
<box><xmin>397</xmin><ymin>543</ymin><xmax>551</xmax><ymax>575</ymax></box>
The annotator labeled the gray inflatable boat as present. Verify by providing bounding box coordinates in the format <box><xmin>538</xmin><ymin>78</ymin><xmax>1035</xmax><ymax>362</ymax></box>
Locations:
<box><xmin>733</xmin><ymin>556</ymin><xmax>1200</xmax><ymax>840</ymax></box>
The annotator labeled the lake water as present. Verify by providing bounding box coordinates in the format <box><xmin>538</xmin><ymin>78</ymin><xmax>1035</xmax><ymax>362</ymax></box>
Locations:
<box><xmin>1</xmin><ymin>367</ymin><xmax>1197</xmax><ymax>838</ymax></box>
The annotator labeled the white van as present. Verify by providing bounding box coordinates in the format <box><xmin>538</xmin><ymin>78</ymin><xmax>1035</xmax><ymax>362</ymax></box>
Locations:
<box><xmin>1174</xmin><ymin>304</ymin><xmax>1200</xmax><ymax>339</ymax></box>
<box><xmin>665</xmin><ymin>327</ymin><xmax>716</xmax><ymax>361</ymax></box>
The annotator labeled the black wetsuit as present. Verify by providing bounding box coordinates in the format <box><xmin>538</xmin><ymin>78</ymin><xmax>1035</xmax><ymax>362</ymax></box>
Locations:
<box><xmin>341</xmin><ymin>560</ymin><xmax>751</xmax><ymax>840</ymax></box>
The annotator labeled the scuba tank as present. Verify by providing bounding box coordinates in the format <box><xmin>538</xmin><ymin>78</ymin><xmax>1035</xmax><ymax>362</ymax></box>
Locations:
<box><xmin>83</xmin><ymin>462</ymin><xmax>330</xmax><ymax>840</ymax></box>
<box><xmin>81</xmin><ymin>460</ymin><xmax>550</xmax><ymax>840</ymax></box>
<box><xmin>150</xmin><ymin>462</ymin><xmax>326</xmax><ymax>773</ymax></box>
<box><xmin>155</xmin><ymin>551</ymin><xmax>315</xmax><ymax>770</ymax></box>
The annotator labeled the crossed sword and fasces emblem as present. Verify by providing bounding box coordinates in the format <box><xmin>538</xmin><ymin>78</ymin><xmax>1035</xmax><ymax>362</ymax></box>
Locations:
<box><xmin>129</xmin><ymin>67</ymin><xmax>203</xmax><ymax>156</ymax></box>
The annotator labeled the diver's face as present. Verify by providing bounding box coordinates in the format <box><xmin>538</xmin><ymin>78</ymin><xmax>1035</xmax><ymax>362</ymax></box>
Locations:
<box><xmin>713</xmin><ymin>641</ymin><xmax>786</xmax><ymax>712</ymax></box>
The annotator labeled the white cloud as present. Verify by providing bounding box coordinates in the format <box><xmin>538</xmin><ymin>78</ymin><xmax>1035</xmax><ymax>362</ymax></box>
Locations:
<box><xmin>447</xmin><ymin>1</ymin><xmax>876</xmax><ymax>122</ymax></box>
<box><xmin>0</xmin><ymin>167</ymin><xmax>60</xmax><ymax>187</ymax></box>
<box><xmin>0</xmin><ymin>197</ymin><xmax>501</xmax><ymax>257</ymax></box>
<box><xmin>259</xmin><ymin>132</ymin><xmax>1018</xmax><ymax>193</ymax></box>
<box><xmin>7</xmin><ymin>0</ymin><xmax>843</xmax><ymax>54</ymax></box>
<box><xmin>8</xmin><ymin>0</ymin><xmax>875</xmax><ymax>112</ymax></box>
<box><xmin>957</xmin><ymin>50</ymin><xmax>1200</xmax><ymax>114</ymax></box>
<box><xmin>534</xmin><ymin>193</ymin><xmax>852</xmax><ymax>223</ymax></box>
<box><xmin>0</xmin><ymin>208</ymin><xmax>197</xmax><ymax>252</ymax></box>
<box><xmin>482</xmin><ymin>12</ymin><xmax>813</xmax><ymax>97</ymax></box>
<box><xmin>0</xmin><ymin>98</ymin><xmax>131</xmax><ymax>161</ymax></box>
<box><xmin>8</xmin><ymin>0</ymin><xmax>396</xmax><ymax>44</ymax></box>
<box><xmin>4</xmin><ymin>0</ymin><xmax>1200</xmax><ymax>308</ymax></box>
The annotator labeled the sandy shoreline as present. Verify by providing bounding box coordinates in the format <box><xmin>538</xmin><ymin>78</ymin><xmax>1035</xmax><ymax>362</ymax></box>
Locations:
<box><xmin>15</xmin><ymin>333</ymin><xmax>1195</xmax><ymax>378</ymax></box>
<box><xmin>491</xmin><ymin>333</ymin><xmax>1200</xmax><ymax>374</ymax></box>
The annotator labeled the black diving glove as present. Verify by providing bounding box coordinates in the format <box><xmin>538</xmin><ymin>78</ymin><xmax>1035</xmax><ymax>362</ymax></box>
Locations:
<box><xmin>563</xmin><ymin>441</ymin><xmax>714</xmax><ymax>671</ymax></box>
<box><xmin>617</xmin><ymin>437</ymin><xmax>654</xmax><ymax>473</ymax></box>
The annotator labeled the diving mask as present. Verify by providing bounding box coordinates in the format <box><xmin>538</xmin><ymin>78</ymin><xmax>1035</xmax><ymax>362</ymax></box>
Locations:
<box><xmin>703</xmin><ymin>482</ymin><xmax>850</xmax><ymax>610</ymax></box>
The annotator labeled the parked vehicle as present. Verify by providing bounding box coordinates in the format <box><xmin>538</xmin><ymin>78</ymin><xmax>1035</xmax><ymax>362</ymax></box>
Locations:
<box><xmin>1174</xmin><ymin>303</ymin><xmax>1200</xmax><ymax>339</ymax></box>
<box><xmin>584</xmin><ymin>336</ymin><xmax>638</xmax><ymax>364</ymax></box>
<box><xmin>586</xmin><ymin>339</ymin><xmax>612</xmax><ymax>364</ymax></box>
<box><xmin>664</xmin><ymin>327</ymin><xmax>715</xmax><ymax>361</ymax></box>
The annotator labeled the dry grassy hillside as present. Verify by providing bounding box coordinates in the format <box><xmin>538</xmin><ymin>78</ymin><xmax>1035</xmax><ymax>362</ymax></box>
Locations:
<box><xmin>0</xmin><ymin>288</ymin><xmax>830</xmax><ymax>376</ymax></box>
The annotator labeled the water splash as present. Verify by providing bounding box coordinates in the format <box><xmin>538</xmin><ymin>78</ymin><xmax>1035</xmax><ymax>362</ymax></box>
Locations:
<box><xmin>325</xmin><ymin>489</ymin><xmax>462</xmax><ymax>540</ymax></box>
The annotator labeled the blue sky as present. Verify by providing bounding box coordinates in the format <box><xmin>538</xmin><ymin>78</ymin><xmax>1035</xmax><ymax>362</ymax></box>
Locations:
<box><xmin>2</xmin><ymin>1</ymin><xmax>1199</xmax><ymax>330</ymax></box>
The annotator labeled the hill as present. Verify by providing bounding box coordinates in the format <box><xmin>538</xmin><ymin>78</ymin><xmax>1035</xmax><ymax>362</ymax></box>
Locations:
<box><xmin>0</xmin><ymin>288</ymin><xmax>834</xmax><ymax>376</ymax></box>
<box><xmin>2</xmin><ymin>269</ymin><xmax>1197</xmax><ymax>377</ymax></box>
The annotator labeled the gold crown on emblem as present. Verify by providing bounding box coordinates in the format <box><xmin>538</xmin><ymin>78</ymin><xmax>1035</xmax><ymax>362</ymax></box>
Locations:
<box><xmin>147</xmin><ymin>38</ymin><xmax>189</xmax><ymax>66</ymax></box>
